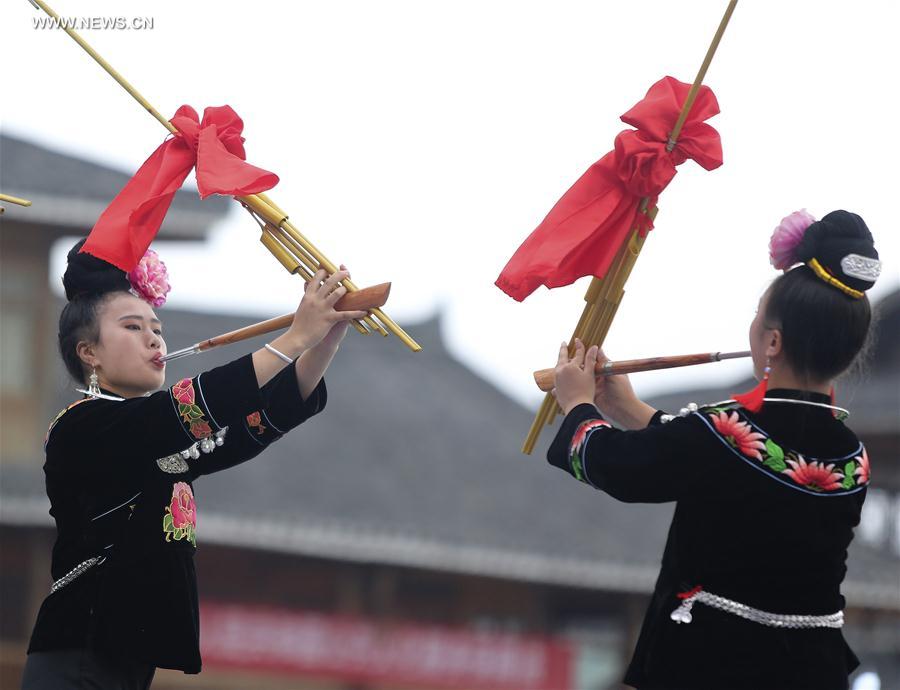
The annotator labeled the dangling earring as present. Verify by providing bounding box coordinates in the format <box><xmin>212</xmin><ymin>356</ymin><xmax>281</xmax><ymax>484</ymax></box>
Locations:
<box><xmin>733</xmin><ymin>357</ymin><xmax>770</xmax><ymax>413</ymax></box>
<box><xmin>88</xmin><ymin>367</ymin><xmax>101</xmax><ymax>397</ymax></box>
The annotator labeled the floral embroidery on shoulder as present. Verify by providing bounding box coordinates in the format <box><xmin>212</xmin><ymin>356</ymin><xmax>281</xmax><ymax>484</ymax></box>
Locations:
<box><xmin>698</xmin><ymin>406</ymin><xmax>869</xmax><ymax>495</ymax></box>
<box><xmin>171</xmin><ymin>378</ymin><xmax>213</xmax><ymax>440</ymax></box>
<box><xmin>710</xmin><ymin>411</ymin><xmax>766</xmax><ymax>460</ymax></box>
<box><xmin>783</xmin><ymin>456</ymin><xmax>844</xmax><ymax>492</ymax></box>
<box><xmin>163</xmin><ymin>481</ymin><xmax>197</xmax><ymax>546</ymax></box>
<box><xmin>569</xmin><ymin>418</ymin><xmax>611</xmax><ymax>483</ymax></box>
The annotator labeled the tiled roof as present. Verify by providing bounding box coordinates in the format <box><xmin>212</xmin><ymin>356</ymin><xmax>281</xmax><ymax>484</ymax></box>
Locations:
<box><xmin>0</xmin><ymin>133</ymin><xmax>229</xmax><ymax>236</ymax></box>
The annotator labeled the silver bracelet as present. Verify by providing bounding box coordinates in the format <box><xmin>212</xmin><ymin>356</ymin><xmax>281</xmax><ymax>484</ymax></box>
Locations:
<box><xmin>264</xmin><ymin>343</ymin><xmax>293</xmax><ymax>364</ymax></box>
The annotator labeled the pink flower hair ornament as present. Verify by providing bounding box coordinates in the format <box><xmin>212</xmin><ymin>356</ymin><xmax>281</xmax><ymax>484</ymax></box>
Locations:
<box><xmin>768</xmin><ymin>209</ymin><xmax>816</xmax><ymax>271</ymax></box>
<box><xmin>126</xmin><ymin>248</ymin><xmax>171</xmax><ymax>307</ymax></box>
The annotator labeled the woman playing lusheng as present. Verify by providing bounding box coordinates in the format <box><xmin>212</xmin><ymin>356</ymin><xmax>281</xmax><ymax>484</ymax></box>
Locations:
<box><xmin>22</xmin><ymin>240</ymin><xmax>366</xmax><ymax>689</ymax></box>
<box><xmin>549</xmin><ymin>210</ymin><xmax>881</xmax><ymax>690</ymax></box>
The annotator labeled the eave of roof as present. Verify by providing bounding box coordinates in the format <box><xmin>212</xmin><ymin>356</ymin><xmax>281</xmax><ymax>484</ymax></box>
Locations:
<box><xmin>0</xmin><ymin>133</ymin><xmax>229</xmax><ymax>239</ymax></box>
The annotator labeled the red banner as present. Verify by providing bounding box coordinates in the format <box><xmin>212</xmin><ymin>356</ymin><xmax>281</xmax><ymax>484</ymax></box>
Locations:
<box><xmin>200</xmin><ymin>602</ymin><xmax>574</xmax><ymax>690</ymax></box>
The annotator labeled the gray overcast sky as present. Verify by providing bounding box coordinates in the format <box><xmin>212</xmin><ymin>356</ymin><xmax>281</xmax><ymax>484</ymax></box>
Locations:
<box><xmin>4</xmin><ymin>0</ymin><xmax>898</xmax><ymax>408</ymax></box>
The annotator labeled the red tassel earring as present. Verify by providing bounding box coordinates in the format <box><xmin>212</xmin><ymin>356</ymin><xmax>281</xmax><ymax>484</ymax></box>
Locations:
<box><xmin>733</xmin><ymin>359</ymin><xmax>770</xmax><ymax>413</ymax></box>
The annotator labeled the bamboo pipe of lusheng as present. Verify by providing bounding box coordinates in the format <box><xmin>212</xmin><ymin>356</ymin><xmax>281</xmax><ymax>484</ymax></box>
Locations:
<box><xmin>532</xmin><ymin>350</ymin><xmax>751</xmax><ymax>393</ymax></box>
<box><xmin>266</xmin><ymin>221</ymin><xmax>388</xmax><ymax>337</ymax></box>
<box><xmin>521</xmin><ymin>0</ymin><xmax>738</xmax><ymax>454</ymax></box>
<box><xmin>0</xmin><ymin>193</ymin><xmax>33</xmax><ymax>214</ymax></box>
<box><xmin>254</xmin><ymin>216</ymin><xmax>375</xmax><ymax>337</ymax></box>
<box><xmin>160</xmin><ymin>283</ymin><xmax>392</xmax><ymax>362</ymax></box>
<box><xmin>0</xmin><ymin>194</ymin><xmax>32</xmax><ymax>207</ymax></box>
<box><xmin>522</xmin><ymin>210</ymin><xmax>652</xmax><ymax>453</ymax></box>
<box><xmin>241</xmin><ymin>199</ymin><xmax>396</xmax><ymax>339</ymax></box>
<box><xmin>28</xmin><ymin>0</ymin><xmax>421</xmax><ymax>352</ymax></box>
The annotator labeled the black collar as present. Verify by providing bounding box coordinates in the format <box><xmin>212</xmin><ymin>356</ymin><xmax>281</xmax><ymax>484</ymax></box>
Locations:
<box><xmin>766</xmin><ymin>388</ymin><xmax>832</xmax><ymax>404</ymax></box>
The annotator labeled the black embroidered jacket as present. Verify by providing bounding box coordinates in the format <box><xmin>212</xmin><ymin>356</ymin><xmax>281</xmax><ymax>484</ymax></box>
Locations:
<box><xmin>28</xmin><ymin>355</ymin><xmax>326</xmax><ymax>673</ymax></box>
<box><xmin>547</xmin><ymin>389</ymin><xmax>868</xmax><ymax>690</ymax></box>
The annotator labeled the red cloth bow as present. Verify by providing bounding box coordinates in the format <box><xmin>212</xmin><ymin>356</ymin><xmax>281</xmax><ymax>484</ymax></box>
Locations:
<box><xmin>495</xmin><ymin>76</ymin><xmax>722</xmax><ymax>302</ymax></box>
<box><xmin>82</xmin><ymin>105</ymin><xmax>279</xmax><ymax>272</ymax></box>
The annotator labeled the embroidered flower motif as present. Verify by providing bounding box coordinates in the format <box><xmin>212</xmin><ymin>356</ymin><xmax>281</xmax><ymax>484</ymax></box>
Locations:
<box><xmin>163</xmin><ymin>481</ymin><xmax>197</xmax><ymax>546</ymax></box>
<box><xmin>710</xmin><ymin>411</ymin><xmax>766</xmax><ymax>461</ymax></box>
<box><xmin>246</xmin><ymin>411</ymin><xmax>266</xmax><ymax>435</ymax></box>
<box><xmin>171</xmin><ymin>378</ymin><xmax>213</xmax><ymax>440</ymax></box>
<box><xmin>569</xmin><ymin>419</ymin><xmax>611</xmax><ymax>455</ymax></box>
<box><xmin>567</xmin><ymin>419</ymin><xmax>610</xmax><ymax>483</ymax></box>
<box><xmin>127</xmin><ymin>248</ymin><xmax>171</xmax><ymax>307</ymax></box>
<box><xmin>703</xmin><ymin>404</ymin><xmax>864</xmax><ymax>495</ymax></box>
<box><xmin>172</xmin><ymin>378</ymin><xmax>195</xmax><ymax>405</ymax></box>
<box><xmin>189</xmin><ymin>420</ymin><xmax>213</xmax><ymax>440</ymax></box>
<box><xmin>769</xmin><ymin>209</ymin><xmax>816</xmax><ymax>270</ymax></box>
<box><xmin>782</xmin><ymin>455</ymin><xmax>844</xmax><ymax>492</ymax></box>
<box><xmin>854</xmin><ymin>448</ymin><xmax>870</xmax><ymax>485</ymax></box>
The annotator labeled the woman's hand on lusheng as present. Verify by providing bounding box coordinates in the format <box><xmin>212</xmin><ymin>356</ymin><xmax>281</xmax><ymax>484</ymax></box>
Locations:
<box><xmin>591</xmin><ymin>348</ymin><xmax>656</xmax><ymax>430</ymax></box>
<box><xmin>552</xmin><ymin>340</ymin><xmax>656</xmax><ymax>428</ymax></box>
<box><xmin>552</xmin><ymin>339</ymin><xmax>599</xmax><ymax>415</ymax></box>
<box><xmin>287</xmin><ymin>267</ymin><xmax>367</xmax><ymax>351</ymax></box>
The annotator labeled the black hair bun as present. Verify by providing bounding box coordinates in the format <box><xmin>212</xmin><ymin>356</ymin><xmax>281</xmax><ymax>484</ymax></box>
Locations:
<box><xmin>794</xmin><ymin>210</ymin><xmax>880</xmax><ymax>292</ymax></box>
<box><xmin>62</xmin><ymin>239</ymin><xmax>130</xmax><ymax>301</ymax></box>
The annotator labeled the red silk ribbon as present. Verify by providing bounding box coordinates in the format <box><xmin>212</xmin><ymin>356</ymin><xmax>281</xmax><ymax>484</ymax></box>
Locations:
<box><xmin>495</xmin><ymin>76</ymin><xmax>723</xmax><ymax>302</ymax></box>
<box><xmin>82</xmin><ymin>105</ymin><xmax>279</xmax><ymax>272</ymax></box>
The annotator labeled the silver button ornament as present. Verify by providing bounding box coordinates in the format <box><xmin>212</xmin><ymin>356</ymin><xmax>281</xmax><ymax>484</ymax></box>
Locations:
<box><xmin>678</xmin><ymin>402</ymin><xmax>699</xmax><ymax>417</ymax></box>
<box><xmin>662</xmin><ymin>402</ymin><xmax>700</xmax><ymax>423</ymax></box>
<box><xmin>158</xmin><ymin>428</ymin><xmax>228</xmax><ymax>473</ymax></box>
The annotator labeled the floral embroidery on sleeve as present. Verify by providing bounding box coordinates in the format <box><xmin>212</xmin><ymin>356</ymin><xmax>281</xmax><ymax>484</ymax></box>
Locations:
<box><xmin>246</xmin><ymin>411</ymin><xmax>266</xmax><ymax>435</ymax></box>
<box><xmin>853</xmin><ymin>448</ymin><xmax>871</xmax><ymax>485</ymax></box>
<box><xmin>172</xmin><ymin>378</ymin><xmax>214</xmax><ymax>440</ymax></box>
<box><xmin>569</xmin><ymin>419</ymin><xmax>611</xmax><ymax>483</ymax></box>
<box><xmin>163</xmin><ymin>481</ymin><xmax>197</xmax><ymax>546</ymax></box>
<box><xmin>700</xmin><ymin>404</ymin><xmax>869</xmax><ymax>495</ymax></box>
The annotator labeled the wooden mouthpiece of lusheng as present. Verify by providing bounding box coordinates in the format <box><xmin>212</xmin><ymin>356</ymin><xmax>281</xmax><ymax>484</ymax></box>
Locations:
<box><xmin>199</xmin><ymin>314</ymin><xmax>294</xmax><ymax>351</ymax></box>
<box><xmin>197</xmin><ymin>283</ymin><xmax>393</xmax><ymax>351</ymax></box>
<box><xmin>532</xmin><ymin>351</ymin><xmax>752</xmax><ymax>392</ymax></box>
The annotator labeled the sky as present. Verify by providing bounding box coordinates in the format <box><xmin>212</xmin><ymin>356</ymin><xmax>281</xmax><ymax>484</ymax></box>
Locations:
<box><xmin>4</xmin><ymin>0</ymin><xmax>898</xmax><ymax>409</ymax></box>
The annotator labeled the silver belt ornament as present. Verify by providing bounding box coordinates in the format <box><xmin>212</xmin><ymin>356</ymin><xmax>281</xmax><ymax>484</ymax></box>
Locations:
<box><xmin>50</xmin><ymin>556</ymin><xmax>104</xmax><ymax>594</ymax></box>
<box><xmin>670</xmin><ymin>588</ymin><xmax>844</xmax><ymax>629</ymax></box>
